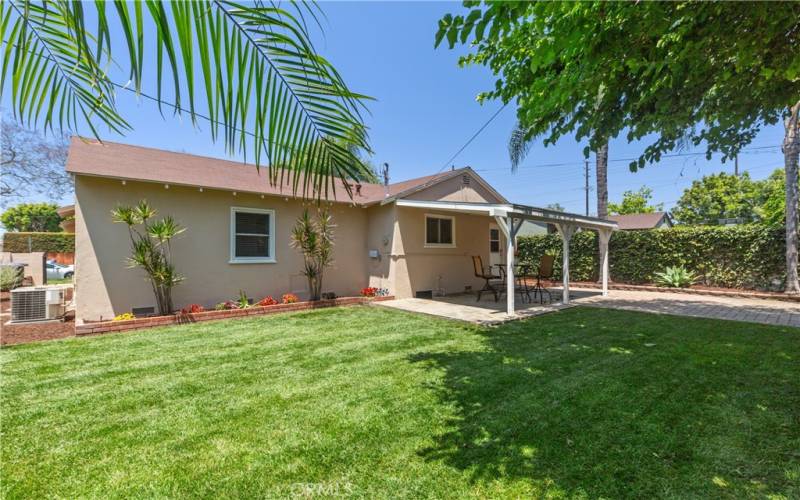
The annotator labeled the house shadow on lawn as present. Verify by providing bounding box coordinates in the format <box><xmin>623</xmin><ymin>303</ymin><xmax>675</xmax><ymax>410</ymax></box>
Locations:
<box><xmin>410</xmin><ymin>307</ymin><xmax>800</xmax><ymax>498</ymax></box>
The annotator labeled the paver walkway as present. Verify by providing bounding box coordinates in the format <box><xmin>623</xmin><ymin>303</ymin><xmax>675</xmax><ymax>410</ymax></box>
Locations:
<box><xmin>377</xmin><ymin>288</ymin><xmax>800</xmax><ymax>327</ymax></box>
<box><xmin>574</xmin><ymin>288</ymin><xmax>800</xmax><ymax>328</ymax></box>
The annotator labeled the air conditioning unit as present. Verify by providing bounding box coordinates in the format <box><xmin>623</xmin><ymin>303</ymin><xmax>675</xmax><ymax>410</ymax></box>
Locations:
<box><xmin>10</xmin><ymin>286</ymin><xmax>66</xmax><ymax>323</ymax></box>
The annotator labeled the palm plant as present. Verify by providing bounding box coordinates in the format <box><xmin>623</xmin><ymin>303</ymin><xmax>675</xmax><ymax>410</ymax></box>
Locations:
<box><xmin>654</xmin><ymin>266</ymin><xmax>697</xmax><ymax>289</ymax></box>
<box><xmin>509</xmin><ymin>122</ymin><xmax>609</xmax><ymax>217</ymax></box>
<box><xmin>1</xmin><ymin>1</ymin><xmax>372</xmax><ymax>198</ymax></box>
<box><xmin>112</xmin><ymin>200</ymin><xmax>185</xmax><ymax>315</ymax></box>
<box><xmin>290</xmin><ymin>208</ymin><xmax>334</xmax><ymax>301</ymax></box>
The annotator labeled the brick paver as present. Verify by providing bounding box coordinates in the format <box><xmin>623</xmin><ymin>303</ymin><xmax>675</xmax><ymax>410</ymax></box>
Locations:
<box><xmin>573</xmin><ymin>288</ymin><xmax>800</xmax><ymax>328</ymax></box>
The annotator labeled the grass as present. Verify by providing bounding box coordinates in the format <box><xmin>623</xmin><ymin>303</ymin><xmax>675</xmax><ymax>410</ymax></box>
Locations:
<box><xmin>46</xmin><ymin>277</ymin><xmax>73</xmax><ymax>285</ymax></box>
<box><xmin>1</xmin><ymin>306</ymin><xmax>798</xmax><ymax>498</ymax></box>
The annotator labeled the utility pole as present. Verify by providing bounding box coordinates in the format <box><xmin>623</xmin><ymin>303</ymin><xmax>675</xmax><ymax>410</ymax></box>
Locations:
<box><xmin>584</xmin><ymin>159</ymin><xmax>590</xmax><ymax>216</ymax></box>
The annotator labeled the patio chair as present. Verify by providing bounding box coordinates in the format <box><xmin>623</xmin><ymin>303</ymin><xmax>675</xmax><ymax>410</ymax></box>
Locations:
<box><xmin>531</xmin><ymin>255</ymin><xmax>555</xmax><ymax>304</ymax></box>
<box><xmin>472</xmin><ymin>255</ymin><xmax>501</xmax><ymax>302</ymax></box>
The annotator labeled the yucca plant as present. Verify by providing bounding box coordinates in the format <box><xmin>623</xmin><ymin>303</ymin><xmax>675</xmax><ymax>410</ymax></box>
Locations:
<box><xmin>290</xmin><ymin>208</ymin><xmax>334</xmax><ymax>301</ymax></box>
<box><xmin>112</xmin><ymin>200</ymin><xmax>185</xmax><ymax>315</ymax></box>
<box><xmin>653</xmin><ymin>266</ymin><xmax>697</xmax><ymax>289</ymax></box>
<box><xmin>1</xmin><ymin>1</ymin><xmax>372</xmax><ymax>198</ymax></box>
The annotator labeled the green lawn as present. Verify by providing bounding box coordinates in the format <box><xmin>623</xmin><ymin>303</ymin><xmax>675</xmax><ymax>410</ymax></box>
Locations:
<box><xmin>2</xmin><ymin>306</ymin><xmax>798</xmax><ymax>498</ymax></box>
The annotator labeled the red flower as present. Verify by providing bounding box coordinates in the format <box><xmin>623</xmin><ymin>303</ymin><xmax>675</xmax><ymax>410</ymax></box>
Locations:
<box><xmin>360</xmin><ymin>287</ymin><xmax>378</xmax><ymax>297</ymax></box>
<box><xmin>257</xmin><ymin>296</ymin><xmax>278</xmax><ymax>306</ymax></box>
<box><xmin>282</xmin><ymin>293</ymin><xmax>299</xmax><ymax>304</ymax></box>
<box><xmin>181</xmin><ymin>304</ymin><xmax>205</xmax><ymax>314</ymax></box>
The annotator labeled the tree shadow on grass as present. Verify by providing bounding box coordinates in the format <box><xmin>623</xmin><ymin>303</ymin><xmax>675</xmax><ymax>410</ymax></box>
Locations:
<box><xmin>410</xmin><ymin>308</ymin><xmax>800</xmax><ymax>498</ymax></box>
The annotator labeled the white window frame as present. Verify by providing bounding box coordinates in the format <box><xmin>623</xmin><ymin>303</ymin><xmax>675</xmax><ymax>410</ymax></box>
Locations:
<box><xmin>424</xmin><ymin>213</ymin><xmax>456</xmax><ymax>248</ymax></box>
<box><xmin>229</xmin><ymin>206</ymin><xmax>276</xmax><ymax>264</ymax></box>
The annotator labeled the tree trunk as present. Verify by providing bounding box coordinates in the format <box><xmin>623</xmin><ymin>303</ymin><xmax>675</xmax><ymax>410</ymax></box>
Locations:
<box><xmin>783</xmin><ymin>101</ymin><xmax>800</xmax><ymax>294</ymax></box>
<box><xmin>596</xmin><ymin>141</ymin><xmax>609</xmax><ymax>219</ymax></box>
<box><xmin>595</xmin><ymin>141</ymin><xmax>609</xmax><ymax>282</ymax></box>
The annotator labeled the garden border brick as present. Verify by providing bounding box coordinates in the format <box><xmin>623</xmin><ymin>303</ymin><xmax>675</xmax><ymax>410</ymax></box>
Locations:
<box><xmin>75</xmin><ymin>296</ymin><xmax>395</xmax><ymax>336</ymax></box>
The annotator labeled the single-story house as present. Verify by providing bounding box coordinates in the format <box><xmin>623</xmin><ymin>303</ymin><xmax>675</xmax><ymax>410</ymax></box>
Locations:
<box><xmin>607</xmin><ymin>212</ymin><xmax>672</xmax><ymax>230</ymax></box>
<box><xmin>67</xmin><ymin>138</ymin><xmax>617</xmax><ymax>321</ymax></box>
<box><xmin>56</xmin><ymin>205</ymin><xmax>76</xmax><ymax>232</ymax></box>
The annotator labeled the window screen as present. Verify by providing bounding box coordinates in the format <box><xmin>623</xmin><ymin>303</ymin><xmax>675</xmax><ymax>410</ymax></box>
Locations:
<box><xmin>233</xmin><ymin>210</ymin><xmax>271</xmax><ymax>258</ymax></box>
<box><xmin>426</xmin><ymin>216</ymin><xmax>454</xmax><ymax>245</ymax></box>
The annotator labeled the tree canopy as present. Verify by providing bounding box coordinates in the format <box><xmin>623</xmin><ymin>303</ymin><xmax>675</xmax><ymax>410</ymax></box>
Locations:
<box><xmin>437</xmin><ymin>2</ymin><xmax>800</xmax><ymax>167</ymax></box>
<box><xmin>608</xmin><ymin>187</ymin><xmax>662</xmax><ymax>216</ymax></box>
<box><xmin>0</xmin><ymin>202</ymin><xmax>62</xmax><ymax>232</ymax></box>
<box><xmin>1</xmin><ymin>119</ymin><xmax>71</xmax><ymax>206</ymax></box>
<box><xmin>672</xmin><ymin>172</ymin><xmax>766</xmax><ymax>225</ymax></box>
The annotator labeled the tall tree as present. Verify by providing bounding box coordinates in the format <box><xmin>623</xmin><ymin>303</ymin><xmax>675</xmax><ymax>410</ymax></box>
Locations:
<box><xmin>0</xmin><ymin>202</ymin><xmax>62</xmax><ymax>232</ymax></box>
<box><xmin>1</xmin><ymin>1</ymin><xmax>373</xmax><ymax>199</ymax></box>
<box><xmin>673</xmin><ymin>172</ymin><xmax>766</xmax><ymax>225</ymax></box>
<box><xmin>607</xmin><ymin>187</ymin><xmax>663</xmax><ymax>216</ymax></box>
<box><xmin>437</xmin><ymin>2</ymin><xmax>800</xmax><ymax>292</ymax></box>
<box><xmin>1</xmin><ymin>119</ymin><xmax>71</xmax><ymax>206</ymax></box>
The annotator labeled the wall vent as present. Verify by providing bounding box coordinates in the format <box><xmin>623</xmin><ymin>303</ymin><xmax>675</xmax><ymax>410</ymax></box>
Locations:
<box><xmin>415</xmin><ymin>290</ymin><xmax>433</xmax><ymax>299</ymax></box>
<box><xmin>462</xmin><ymin>175</ymin><xmax>471</xmax><ymax>186</ymax></box>
<box><xmin>132</xmin><ymin>306</ymin><xmax>156</xmax><ymax>317</ymax></box>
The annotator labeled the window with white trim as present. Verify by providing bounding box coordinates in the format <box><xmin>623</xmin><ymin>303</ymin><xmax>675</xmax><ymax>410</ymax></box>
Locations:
<box><xmin>425</xmin><ymin>214</ymin><xmax>455</xmax><ymax>247</ymax></box>
<box><xmin>230</xmin><ymin>207</ymin><xmax>275</xmax><ymax>263</ymax></box>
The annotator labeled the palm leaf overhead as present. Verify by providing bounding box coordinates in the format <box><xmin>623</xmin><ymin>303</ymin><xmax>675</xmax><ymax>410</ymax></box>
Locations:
<box><xmin>1</xmin><ymin>0</ymin><xmax>372</xmax><ymax>199</ymax></box>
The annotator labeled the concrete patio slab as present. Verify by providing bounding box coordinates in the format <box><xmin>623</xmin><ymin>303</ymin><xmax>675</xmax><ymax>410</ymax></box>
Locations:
<box><xmin>375</xmin><ymin>289</ymin><xmax>599</xmax><ymax>325</ymax></box>
<box><xmin>375</xmin><ymin>288</ymin><xmax>800</xmax><ymax>328</ymax></box>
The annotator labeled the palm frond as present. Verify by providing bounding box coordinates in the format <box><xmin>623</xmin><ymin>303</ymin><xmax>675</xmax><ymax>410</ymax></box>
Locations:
<box><xmin>1</xmin><ymin>0</ymin><xmax>373</xmax><ymax>200</ymax></box>
<box><xmin>508</xmin><ymin>121</ymin><xmax>533</xmax><ymax>172</ymax></box>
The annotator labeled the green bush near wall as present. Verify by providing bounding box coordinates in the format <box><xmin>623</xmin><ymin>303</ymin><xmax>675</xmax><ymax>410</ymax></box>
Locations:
<box><xmin>2</xmin><ymin>232</ymin><xmax>75</xmax><ymax>253</ymax></box>
<box><xmin>516</xmin><ymin>225</ymin><xmax>786</xmax><ymax>291</ymax></box>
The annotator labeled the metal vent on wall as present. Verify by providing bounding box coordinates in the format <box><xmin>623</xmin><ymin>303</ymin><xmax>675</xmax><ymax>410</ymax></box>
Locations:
<box><xmin>132</xmin><ymin>306</ymin><xmax>156</xmax><ymax>317</ymax></box>
<box><xmin>462</xmin><ymin>175</ymin><xmax>471</xmax><ymax>186</ymax></box>
<box><xmin>11</xmin><ymin>289</ymin><xmax>46</xmax><ymax>322</ymax></box>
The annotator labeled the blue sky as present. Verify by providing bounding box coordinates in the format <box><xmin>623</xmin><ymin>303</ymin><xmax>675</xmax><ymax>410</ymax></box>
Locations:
<box><xmin>3</xmin><ymin>1</ymin><xmax>786</xmax><ymax>214</ymax></box>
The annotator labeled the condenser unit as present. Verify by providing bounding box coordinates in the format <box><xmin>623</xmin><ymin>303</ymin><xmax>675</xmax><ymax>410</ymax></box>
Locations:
<box><xmin>10</xmin><ymin>286</ymin><xmax>66</xmax><ymax>323</ymax></box>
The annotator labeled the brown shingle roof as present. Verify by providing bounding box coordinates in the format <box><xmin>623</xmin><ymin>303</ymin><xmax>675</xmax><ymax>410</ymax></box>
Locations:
<box><xmin>607</xmin><ymin>212</ymin><xmax>670</xmax><ymax>230</ymax></box>
<box><xmin>65</xmin><ymin>138</ymin><xmax>455</xmax><ymax>205</ymax></box>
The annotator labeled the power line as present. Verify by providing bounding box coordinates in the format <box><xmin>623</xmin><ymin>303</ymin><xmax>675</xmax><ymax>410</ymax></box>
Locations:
<box><xmin>437</xmin><ymin>104</ymin><xmax>508</xmax><ymax>172</ymax></box>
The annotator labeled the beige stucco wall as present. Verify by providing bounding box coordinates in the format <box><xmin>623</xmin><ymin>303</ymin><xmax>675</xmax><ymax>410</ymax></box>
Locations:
<box><xmin>405</xmin><ymin>173</ymin><xmax>502</xmax><ymax>204</ymax></box>
<box><xmin>75</xmin><ymin>176</ymin><xmax>369</xmax><ymax>320</ymax></box>
<box><xmin>379</xmin><ymin>207</ymin><xmax>492</xmax><ymax>298</ymax></box>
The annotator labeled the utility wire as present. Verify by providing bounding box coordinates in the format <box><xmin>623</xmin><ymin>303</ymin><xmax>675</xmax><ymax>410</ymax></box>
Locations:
<box><xmin>437</xmin><ymin>104</ymin><xmax>508</xmax><ymax>172</ymax></box>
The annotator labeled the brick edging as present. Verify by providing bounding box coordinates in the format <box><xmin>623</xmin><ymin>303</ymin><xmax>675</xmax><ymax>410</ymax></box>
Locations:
<box><xmin>76</xmin><ymin>295</ymin><xmax>395</xmax><ymax>336</ymax></box>
<box><xmin>570</xmin><ymin>282</ymin><xmax>799</xmax><ymax>302</ymax></box>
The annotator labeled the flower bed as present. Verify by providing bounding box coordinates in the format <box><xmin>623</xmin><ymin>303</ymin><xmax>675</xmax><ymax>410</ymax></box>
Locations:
<box><xmin>76</xmin><ymin>295</ymin><xmax>394</xmax><ymax>336</ymax></box>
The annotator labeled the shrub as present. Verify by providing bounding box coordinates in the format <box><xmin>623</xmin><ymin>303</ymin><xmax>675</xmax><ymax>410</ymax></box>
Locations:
<box><xmin>113</xmin><ymin>312</ymin><xmax>134</xmax><ymax>321</ymax></box>
<box><xmin>214</xmin><ymin>302</ymin><xmax>228</xmax><ymax>311</ymax></box>
<box><xmin>1</xmin><ymin>203</ymin><xmax>61</xmax><ymax>232</ymax></box>
<box><xmin>282</xmin><ymin>293</ymin><xmax>299</xmax><ymax>304</ymax></box>
<box><xmin>654</xmin><ymin>266</ymin><xmax>698</xmax><ymax>288</ymax></box>
<box><xmin>516</xmin><ymin>224</ymin><xmax>785</xmax><ymax>291</ymax></box>
<box><xmin>290</xmin><ymin>209</ymin><xmax>334</xmax><ymax>301</ymax></box>
<box><xmin>112</xmin><ymin>201</ymin><xmax>185</xmax><ymax>315</ymax></box>
<box><xmin>257</xmin><ymin>296</ymin><xmax>277</xmax><ymax>306</ymax></box>
<box><xmin>235</xmin><ymin>290</ymin><xmax>251</xmax><ymax>309</ymax></box>
<box><xmin>0</xmin><ymin>265</ymin><xmax>24</xmax><ymax>291</ymax></box>
<box><xmin>181</xmin><ymin>304</ymin><xmax>205</xmax><ymax>314</ymax></box>
<box><xmin>2</xmin><ymin>232</ymin><xmax>74</xmax><ymax>253</ymax></box>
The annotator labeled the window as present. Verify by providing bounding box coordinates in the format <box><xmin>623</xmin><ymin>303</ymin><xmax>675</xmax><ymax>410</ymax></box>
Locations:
<box><xmin>489</xmin><ymin>228</ymin><xmax>500</xmax><ymax>253</ymax></box>
<box><xmin>425</xmin><ymin>214</ymin><xmax>455</xmax><ymax>247</ymax></box>
<box><xmin>230</xmin><ymin>207</ymin><xmax>275</xmax><ymax>263</ymax></box>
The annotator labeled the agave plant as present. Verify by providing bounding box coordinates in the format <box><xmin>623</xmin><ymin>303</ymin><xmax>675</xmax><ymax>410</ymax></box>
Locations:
<box><xmin>112</xmin><ymin>200</ymin><xmax>185</xmax><ymax>314</ymax></box>
<box><xmin>1</xmin><ymin>1</ymin><xmax>372</xmax><ymax>198</ymax></box>
<box><xmin>653</xmin><ymin>266</ymin><xmax>697</xmax><ymax>288</ymax></box>
<box><xmin>290</xmin><ymin>208</ymin><xmax>334</xmax><ymax>301</ymax></box>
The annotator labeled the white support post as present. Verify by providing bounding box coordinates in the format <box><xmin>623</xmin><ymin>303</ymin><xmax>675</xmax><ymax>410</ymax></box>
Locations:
<box><xmin>556</xmin><ymin>223</ymin><xmax>576</xmax><ymax>304</ymax></box>
<box><xmin>495</xmin><ymin>216</ymin><xmax>522</xmax><ymax>316</ymax></box>
<box><xmin>599</xmin><ymin>229</ymin><xmax>611</xmax><ymax>296</ymax></box>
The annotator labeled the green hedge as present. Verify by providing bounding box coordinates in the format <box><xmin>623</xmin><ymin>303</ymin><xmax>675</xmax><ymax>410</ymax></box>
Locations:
<box><xmin>516</xmin><ymin>225</ymin><xmax>786</xmax><ymax>291</ymax></box>
<box><xmin>2</xmin><ymin>232</ymin><xmax>75</xmax><ymax>253</ymax></box>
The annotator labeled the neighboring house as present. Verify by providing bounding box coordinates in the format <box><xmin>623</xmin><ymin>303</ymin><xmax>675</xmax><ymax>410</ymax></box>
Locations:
<box><xmin>56</xmin><ymin>205</ymin><xmax>75</xmax><ymax>233</ymax></box>
<box><xmin>67</xmin><ymin>138</ymin><xmax>615</xmax><ymax>321</ymax></box>
<box><xmin>607</xmin><ymin>212</ymin><xmax>672</xmax><ymax>230</ymax></box>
